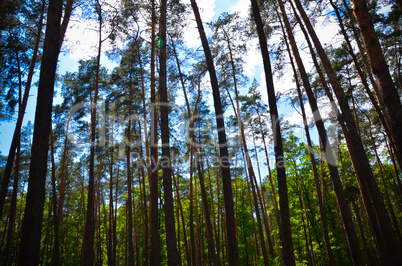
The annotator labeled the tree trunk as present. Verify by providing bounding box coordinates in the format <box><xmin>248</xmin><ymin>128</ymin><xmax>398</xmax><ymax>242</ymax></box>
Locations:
<box><xmin>251</xmin><ymin>130</ymin><xmax>276</xmax><ymax>259</ymax></box>
<box><xmin>2</xmin><ymin>139</ymin><xmax>21</xmax><ymax>265</ymax></box>
<box><xmin>108</xmin><ymin>142</ymin><xmax>115</xmax><ymax>266</ymax></box>
<box><xmin>256</xmin><ymin>108</ymin><xmax>280</xmax><ymax>227</ymax></box>
<box><xmin>50</xmin><ymin>129</ymin><xmax>60</xmax><ymax>266</ymax></box>
<box><xmin>81</xmin><ymin>1</ymin><xmax>102</xmax><ymax>264</ymax></box>
<box><xmin>278</xmin><ymin>10</ymin><xmax>334</xmax><ymax>262</ymax></box>
<box><xmin>172</xmin><ymin>169</ymin><xmax>191</xmax><ymax>265</ymax></box>
<box><xmin>137</xmin><ymin>41</ymin><xmax>149</xmax><ymax>266</ymax></box>
<box><xmin>126</xmin><ymin>78</ymin><xmax>135</xmax><ymax>266</ymax></box>
<box><xmin>351</xmin><ymin>0</ymin><xmax>402</xmax><ymax>167</ymax></box>
<box><xmin>18</xmin><ymin>0</ymin><xmax>63</xmax><ymax>264</ymax></box>
<box><xmin>149</xmin><ymin>0</ymin><xmax>160</xmax><ymax>264</ymax></box>
<box><xmin>224</xmin><ymin>29</ymin><xmax>272</xmax><ymax>262</ymax></box>
<box><xmin>189</xmin><ymin>1</ymin><xmax>239</xmax><ymax>264</ymax></box>
<box><xmin>207</xmin><ymin>159</ymin><xmax>220</xmax><ymax>264</ymax></box>
<box><xmin>279</xmin><ymin>1</ymin><xmax>364</xmax><ymax>263</ymax></box>
<box><xmin>52</xmin><ymin>120</ymin><xmax>70</xmax><ymax>264</ymax></box>
<box><xmin>197</xmin><ymin>157</ymin><xmax>220</xmax><ymax>265</ymax></box>
<box><xmin>224</xmin><ymin>81</ymin><xmax>270</xmax><ymax>264</ymax></box>
<box><xmin>292</xmin><ymin>0</ymin><xmax>402</xmax><ymax>263</ymax></box>
<box><xmin>292</xmin><ymin>158</ymin><xmax>315</xmax><ymax>265</ymax></box>
<box><xmin>159</xmin><ymin>1</ymin><xmax>179</xmax><ymax>264</ymax></box>
<box><xmin>250</xmin><ymin>0</ymin><xmax>295</xmax><ymax>264</ymax></box>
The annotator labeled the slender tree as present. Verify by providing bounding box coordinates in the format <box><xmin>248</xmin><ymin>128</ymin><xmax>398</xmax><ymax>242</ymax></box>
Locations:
<box><xmin>250</xmin><ymin>0</ymin><xmax>295</xmax><ymax>264</ymax></box>
<box><xmin>81</xmin><ymin>1</ymin><xmax>103</xmax><ymax>264</ymax></box>
<box><xmin>277</xmin><ymin>1</ymin><xmax>364</xmax><ymax>263</ymax></box>
<box><xmin>18</xmin><ymin>0</ymin><xmax>63</xmax><ymax>264</ymax></box>
<box><xmin>189</xmin><ymin>0</ymin><xmax>239</xmax><ymax>264</ymax></box>
<box><xmin>350</xmin><ymin>0</ymin><xmax>402</xmax><ymax>165</ymax></box>
<box><xmin>149</xmin><ymin>0</ymin><xmax>160</xmax><ymax>264</ymax></box>
<box><xmin>159</xmin><ymin>0</ymin><xmax>180</xmax><ymax>264</ymax></box>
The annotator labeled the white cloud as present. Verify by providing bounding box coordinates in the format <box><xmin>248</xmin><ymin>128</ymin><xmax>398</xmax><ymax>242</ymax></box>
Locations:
<box><xmin>196</xmin><ymin>0</ymin><xmax>216</xmax><ymax>22</ymax></box>
<box><xmin>63</xmin><ymin>0</ymin><xmax>123</xmax><ymax>60</ymax></box>
<box><xmin>313</xmin><ymin>16</ymin><xmax>343</xmax><ymax>48</ymax></box>
<box><xmin>64</xmin><ymin>18</ymin><xmax>99</xmax><ymax>59</ymax></box>
<box><xmin>231</xmin><ymin>0</ymin><xmax>250</xmax><ymax>18</ymax></box>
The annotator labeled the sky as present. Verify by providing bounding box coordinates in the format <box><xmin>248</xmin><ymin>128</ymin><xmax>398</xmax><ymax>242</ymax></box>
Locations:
<box><xmin>0</xmin><ymin>0</ymin><xmax>343</xmax><ymax>156</ymax></box>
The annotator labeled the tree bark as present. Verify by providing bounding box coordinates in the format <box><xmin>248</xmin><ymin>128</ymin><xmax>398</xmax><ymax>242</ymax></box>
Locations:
<box><xmin>250</xmin><ymin>0</ymin><xmax>295</xmax><ymax>264</ymax></box>
<box><xmin>159</xmin><ymin>0</ymin><xmax>179</xmax><ymax>264</ymax></box>
<box><xmin>224</xmin><ymin>80</ymin><xmax>270</xmax><ymax>264</ymax></box>
<box><xmin>189</xmin><ymin>0</ymin><xmax>239</xmax><ymax>264</ymax></box>
<box><xmin>292</xmin><ymin>0</ymin><xmax>402</xmax><ymax>263</ymax></box>
<box><xmin>18</xmin><ymin>0</ymin><xmax>63</xmax><ymax>264</ymax></box>
<box><xmin>149</xmin><ymin>0</ymin><xmax>160</xmax><ymax>263</ymax></box>
<box><xmin>81</xmin><ymin>1</ymin><xmax>102</xmax><ymax>264</ymax></box>
<box><xmin>137</xmin><ymin>41</ymin><xmax>149</xmax><ymax>266</ymax></box>
<box><xmin>351</xmin><ymin>0</ymin><xmax>402</xmax><ymax>167</ymax></box>
<box><xmin>126</xmin><ymin>78</ymin><xmax>135</xmax><ymax>266</ymax></box>
<box><xmin>279</xmin><ymin>1</ymin><xmax>364</xmax><ymax>263</ymax></box>
<box><xmin>50</xmin><ymin>130</ymin><xmax>60</xmax><ymax>266</ymax></box>
<box><xmin>278</xmin><ymin>10</ymin><xmax>334</xmax><ymax>262</ymax></box>
<box><xmin>108</xmin><ymin>141</ymin><xmax>115</xmax><ymax>266</ymax></box>
<box><xmin>172</xmin><ymin>169</ymin><xmax>191</xmax><ymax>265</ymax></box>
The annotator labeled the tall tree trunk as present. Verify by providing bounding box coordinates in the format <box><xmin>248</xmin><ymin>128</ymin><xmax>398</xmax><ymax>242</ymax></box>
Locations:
<box><xmin>170</xmin><ymin>36</ymin><xmax>198</xmax><ymax>266</ymax></box>
<box><xmin>292</xmin><ymin>159</ymin><xmax>315</xmax><ymax>265</ymax></box>
<box><xmin>159</xmin><ymin>1</ymin><xmax>179</xmax><ymax>264</ymax></box>
<box><xmin>251</xmin><ymin>130</ymin><xmax>275</xmax><ymax>259</ymax></box>
<box><xmin>52</xmin><ymin>120</ymin><xmax>70</xmax><ymax>264</ymax></box>
<box><xmin>137</xmin><ymin>121</ymin><xmax>149</xmax><ymax>266</ymax></box>
<box><xmin>189</xmin><ymin>1</ymin><xmax>239</xmax><ymax>264</ymax></box>
<box><xmin>189</xmin><ymin>156</ymin><xmax>196</xmax><ymax>266</ymax></box>
<box><xmin>278</xmin><ymin>10</ymin><xmax>334</xmax><ymax>263</ymax></box>
<box><xmin>350</xmin><ymin>0</ymin><xmax>402</xmax><ymax>167</ymax></box>
<box><xmin>172</xmin><ymin>169</ymin><xmax>191</xmax><ymax>265</ymax></box>
<box><xmin>82</xmin><ymin>1</ymin><xmax>102</xmax><ymax>264</ymax></box>
<box><xmin>108</xmin><ymin>142</ymin><xmax>115</xmax><ymax>266</ymax></box>
<box><xmin>50</xmin><ymin>130</ymin><xmax>60</xmax><ymax>266</ymax></box>
<box><xmin>339</xmin><ymin>147</ymin><xmax>377</xmax><ymax>265</ymax></box>
<box><xmin>18</xmin><ymin>0</ymin><xmax>63</xmax><ymax>264</ymax></box>
<box><xmin>279</xmin><ymin>1</ymin><xmax>363</xmax><ymax>263</ymax></box>
<box><xmin>149</xmin><ymin>0</ymin><xmax>160</xmax><ymax>264</ymax></box>
<box><xmin>171</xmin><ymin>33</ymin><xmax>218</xmax><ymax>265</ymax></box>
<box><xmin>223</xmin><ymin>28</ymin><xmax>272</xmax><ymax>262</ymax></box>
<box><xmin>362</xmin><ymin>109</ymin><xmax>402</xmax><ymax>244</ymax></box>
<box><xmin>224</xmin><ymin>82</ymin><xmax>270</xmax><ymax>264</ymax></box>
<box><xmin>137</xmin><ymin>41</ymin><xmax>149</xmax><ymax>266</ymax></box>
<box><xmin>250</xmin><ymin>0</ymin><xmax>295</xmax><ymax>264</ymax></box>
<box><xmin>198</xmin><ymin>158</ymin><xmax>221</xmax><ymax>266</ymax></box>
<box><xmin>2</xmin><ymin>139</ymin><xmax>21</xmax><ymax>265</ymax></box>
<box><xmin>292</xmin><ymin>0</ymin><xmax>402</xmax><ymax>263</ymax></box>
<box><xmin>256</xmin><ymin>108</ymin><xmax>280</xmax><ymax>226</ymax></box>
<box><xmin>207</xmin><ymin>159</ymin><xmax>220</xmax><ymax>264</ymax></box>
<box><xmin>126</xmin><ymin>78</ymin><xmax>135</xmax><ymax>266</ymax></box>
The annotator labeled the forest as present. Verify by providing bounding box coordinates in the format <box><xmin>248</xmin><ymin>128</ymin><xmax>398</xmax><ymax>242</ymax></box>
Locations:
<box><xmin>0</xmin><ymin>0</ymin><xmax>401</xmax><ymax>265</ymax></box>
